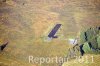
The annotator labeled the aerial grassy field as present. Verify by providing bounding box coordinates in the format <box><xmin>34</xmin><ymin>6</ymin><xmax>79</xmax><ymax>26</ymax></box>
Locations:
<box><xmin>0</xmin><ymin>0</ymin><xmax>100</xmax><ymax>66</ymax></box>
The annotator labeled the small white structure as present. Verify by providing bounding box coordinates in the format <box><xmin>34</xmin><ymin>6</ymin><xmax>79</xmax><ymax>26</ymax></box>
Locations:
<box><xmin>69</xmin><ymin>38</ymin><xmax>77</xmax><ymax>45</ymax></box>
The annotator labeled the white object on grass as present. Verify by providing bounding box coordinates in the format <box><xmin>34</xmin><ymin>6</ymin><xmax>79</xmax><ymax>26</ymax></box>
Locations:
<box><xmin>69</xmin><ymin>38</ymin><xmax>77</xmax><ymax>45</ymax></box>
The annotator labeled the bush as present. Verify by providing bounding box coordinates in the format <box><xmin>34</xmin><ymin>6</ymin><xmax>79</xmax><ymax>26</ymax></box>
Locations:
<box><xmin>83</xmin><ymin>42</ymin><xmax>92</xmax><ymax>53</ymax></box>
<box><xmin>97</xmin><ymin>36</ymin><xmax>100</xmax><ymax>49</ymax></box>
